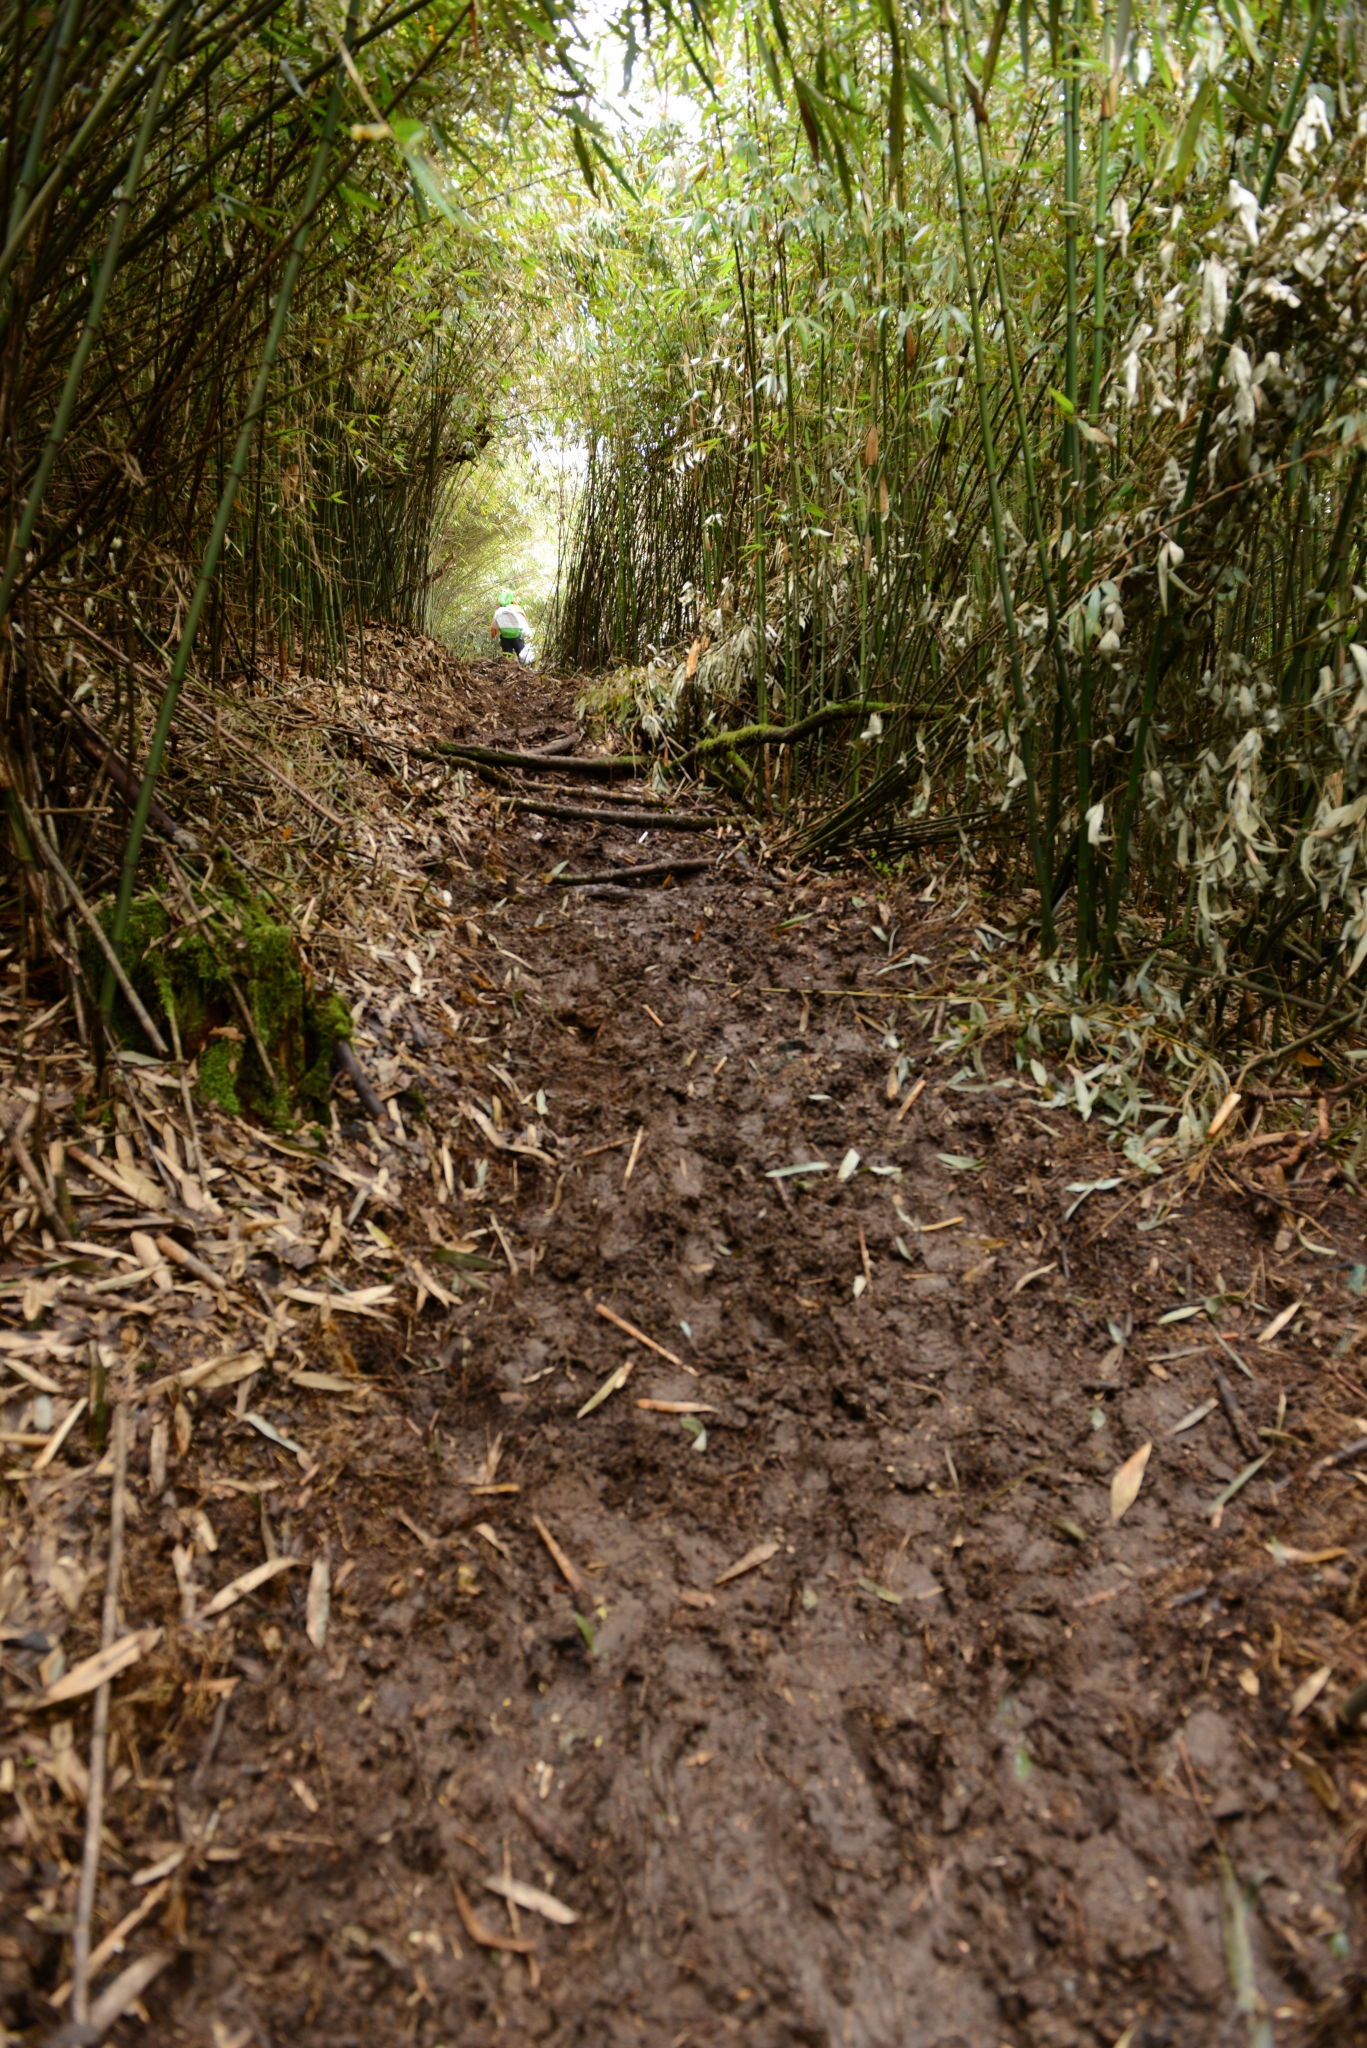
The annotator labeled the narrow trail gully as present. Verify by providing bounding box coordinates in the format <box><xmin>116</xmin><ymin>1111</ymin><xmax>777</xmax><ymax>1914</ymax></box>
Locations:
<box><xmin>6</xmin><ymin>653</ymin><xmax>1367</xmax><ymax>2048</ymax></box>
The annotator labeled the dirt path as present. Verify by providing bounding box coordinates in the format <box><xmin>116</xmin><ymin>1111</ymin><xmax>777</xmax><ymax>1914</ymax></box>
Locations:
<box><xmin>5</xmin><ymin>658</ymin><xmax>1367</xmax><ymax>2048</ymax></box>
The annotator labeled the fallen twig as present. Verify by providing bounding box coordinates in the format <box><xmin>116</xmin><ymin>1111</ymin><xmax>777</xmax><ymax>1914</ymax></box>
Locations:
<box><xmin>1272</xmin><ymin>1433</ymin><xmax>1367</xmax><ymax>1500</ymax></box>
<box><xmin>451</xmin><ymin>1878</ymin><xmax>537</xmax><ymax>1954</ymax></box>
<box><xmin>47</xmin><ymin>1949</ymin><xmax>171</xmax><ymax>2045</ymax></box>
<box><xmin>334</xmin><ymin>1038</ymin><xmax>397</xmax><ymax>1130</ymax></box>
<box><xmin>508</xmin><ymin>1787</ymin><xmax>583</xmax><ymax>1869</ymax></box>
<box><xmin>156</xmin><ymin>1233</ymin><xmax>227</xmax><ymax>1301</ymax></box>
<box><xmin>3</xmin><ymin>1102</ymin><xmax>72</xmax><ymax>1243</ymax></box>
<box><xmin>1212</xmin><ymin>1363</ymin><xmax>1262</xmax><ymax>1461</ymax></box>
<box><xmin>594</xmin><ymin>1302</ymin><xmax>685</xmax><ymax>1366</ymax></box>
<box><xmin>531</xmin><ymin>1514</ymin><xmax>585</xmax><ymax>1595</ymax></box>
<box><xmin>70</xmin><ymin>1403</ymin><xmax>129</xmax><ymax>2027</ymax></box>
<box><xmin>65</xmin><ymin>704</ymin><xmax>202</xmax><ymax>853</ymax></box>
<box><xmin>50</xmin><ymin>1880</ymin><xmax>171</xmax><ymax>2010</ymax></box>
<box><xmin>11</xmin><ymin>790</ymin><xmax>170</xmax><ymax>1055</ymax></box>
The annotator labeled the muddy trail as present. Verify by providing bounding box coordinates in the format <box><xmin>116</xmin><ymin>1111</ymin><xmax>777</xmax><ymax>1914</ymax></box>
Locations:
<box><xmin>5</xmin><ymin>655</ymin><xmax>1367</xmax><ymax>2048</ymax></box>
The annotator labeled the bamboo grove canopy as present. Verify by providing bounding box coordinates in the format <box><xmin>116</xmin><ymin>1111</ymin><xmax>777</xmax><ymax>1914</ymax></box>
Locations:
<box><xmin>5</xmin><ymin>0</ymin><xmax>1367</xmax><ymax>1070</ymax></box>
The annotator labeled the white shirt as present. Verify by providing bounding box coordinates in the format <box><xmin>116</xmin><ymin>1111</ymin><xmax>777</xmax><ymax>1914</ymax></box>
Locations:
<box><xmin>494</xmin><ymin>605</ymin><xmax>529</xmax><ymax>636</ymax></box>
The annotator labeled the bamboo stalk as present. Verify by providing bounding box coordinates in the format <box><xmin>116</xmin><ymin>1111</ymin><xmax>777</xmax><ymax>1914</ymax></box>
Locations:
<box><xmin>102</xmin><ymin>0</ymin><xmax>364</xmax><ymax>1012</ymax></box>
<box><xmin>937</xmin><ymin>5</ymin><xmax>1051</xmax><ymax>927</ymax></box>
<box><xmin>0</xmin><ymin>4</ymin><xmax>189</xmax><ymax>627</ymax></box>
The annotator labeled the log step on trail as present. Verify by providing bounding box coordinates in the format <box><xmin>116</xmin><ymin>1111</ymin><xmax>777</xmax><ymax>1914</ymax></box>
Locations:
<box><xmin>550</xmin><ymin>855</ymin><xmax>713</xmax><ymax>888</ymax></box>
<box><xmin>423</xmin><ymin>742</ymin><xmax>650</xmax><ymax>778</ymax></box>
<box><xmin>509</xmin><ymin>797</ymin><xmax>717</xmax><ymax>832</ymax></box>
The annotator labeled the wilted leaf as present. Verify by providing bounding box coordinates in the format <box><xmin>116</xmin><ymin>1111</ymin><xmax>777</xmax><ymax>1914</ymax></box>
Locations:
<box><xmin>40</xmin><ymin>1628</ymin><xmax>160</xmax><ymax>1705</ymax></box>
<box><xmin>1290</xmin><ymin>1664</ymin><xmax>1332</xmax><ymax>1718</ymax></box>
<box><xmin>1290</xmin><ymin>1748</ymin><xmax>1341</xmax><ymax>1812</ymax></box>
<box><xmin>715</xmin><ymin>1539</ymin><xmax>780</xmax><ymax>1585</ymax></box>
<box><xmin>201</xmin><ymin>1555</ymin><xmax>298</xmax><ymax>1619</ymax></box>
<box><xmin>937</xmin><ymin>1153</ymin><xmax>982</xmax><ymax>1173</ymax></box>
<box><xmin>1218</xmin><ymin>1851</ymin><xmax>1273</xmax><ymax>2046</ymax></box>
<box><xmin>1172</xmin><ymin>1397</ymin><xmax>1217</xmax><ymax>1434</ymax></box>
<box><xmin>1110</xmin><ymin>1441</ymin><xmax>1152</xmax><ymax>1521</ymax></box>
<box><xmin>306</xmin><ymin>1559</ymin><xmax>330</xmax><ymax>1651</ymax></box>
<box><xmin>577</xmin><ymin>1357</ymin><xmax>635</xmax><ymax>1419</ymax></box>
<box><xmin>1256</xmin><ymin>1300</ymin><xmax>1303</xmax><ymax>1345</ymax></box>
<box><xmin>483</xmin><ymin>1873</ymin><xmax>578</xmax><ymax>1925</ymax></box>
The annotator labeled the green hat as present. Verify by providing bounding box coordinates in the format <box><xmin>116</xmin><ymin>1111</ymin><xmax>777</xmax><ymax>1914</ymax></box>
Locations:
<box><xmin>499</xmin><ymin>589</ymin><xmax>514</xmax><ymax>605</ymax></box>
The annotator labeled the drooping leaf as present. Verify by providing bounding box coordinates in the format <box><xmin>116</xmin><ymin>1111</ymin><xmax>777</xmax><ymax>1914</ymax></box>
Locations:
<box><xmin>1172</xmin><ymin>77</ymin><xmax>1215</xmax><ymax>190</ymax></box>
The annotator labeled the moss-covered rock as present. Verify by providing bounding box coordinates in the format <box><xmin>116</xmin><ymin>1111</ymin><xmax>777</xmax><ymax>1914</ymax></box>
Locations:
<box><xmin>92</xmin><ymin>870</ymin><xmax>350</xmax><ymax>1128</ymax></box>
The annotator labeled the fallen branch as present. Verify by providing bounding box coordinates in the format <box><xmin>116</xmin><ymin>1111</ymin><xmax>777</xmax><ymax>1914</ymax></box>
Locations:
<box><xmin>66</xmin><ymin>707</ymin><xmax>202</xmax><ymax>854</ymax></box>
<box><xmin>681</xmin><ymin>699</ymin><xmax>899</xmax><ymax>770</ymax></box>
<box><xmin>156</xmin><ymin>1233</ymin><xmax>228</xmax><ymax>1301</ymax></box>
<box><xmin>421</xmin><ymin>742</ymin><xmax>649</xmax><ymax>778</ymax></box>
<box><xmin>3</xmin><ymin>1102</ymin><xmax>72</xmax><ymax>1243</ymax></box>
<box><xmin>1212</xmin><ymin>1363</ymin><xmax>1262</xmax><ymax>1461</ymax></box>
<box><xmin>334</xmin><ymin>1038</ymin><xmax>399</xmax><ymax>1131</ymax></box>
<box><xmin>11</xmin><ymin>788</ymin><xmax>169</xmax><ymax>1056</ymax></box>
<box><xmin>510</xmin><ymin>797</ymin><xmax>716</xmax><ymax>831</ymax></box>
<box><xmin>550</xmin><ymin>857</ymin><xmax>712</xmax><ymax>888</ymax></box>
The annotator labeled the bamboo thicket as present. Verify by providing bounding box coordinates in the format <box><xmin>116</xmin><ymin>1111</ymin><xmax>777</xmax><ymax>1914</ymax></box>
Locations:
<box><xmin>546</xmin><ymin>0</ymin><xmax>1367</xmax><ymax>1058</ymax></box>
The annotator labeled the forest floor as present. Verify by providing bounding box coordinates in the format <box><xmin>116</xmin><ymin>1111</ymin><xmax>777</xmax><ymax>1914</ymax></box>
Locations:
<box><xmin>4</xmin><ymin>646</ymin><xmax>1367</xmax><ymax>2048</ymax></box>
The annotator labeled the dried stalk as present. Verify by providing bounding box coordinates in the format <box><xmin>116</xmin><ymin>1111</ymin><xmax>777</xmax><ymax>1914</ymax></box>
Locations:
<box><xmin>70</xmin><ymin>1399</ymin><xmax>129</xmax><ymax>2024</ymax></box>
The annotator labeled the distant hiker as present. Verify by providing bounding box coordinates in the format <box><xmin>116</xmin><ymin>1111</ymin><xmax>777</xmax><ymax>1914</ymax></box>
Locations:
<box><xmin>491</xmin><ymin>590</ymin><xmax>531</xmax><ymax>658</ymax></box>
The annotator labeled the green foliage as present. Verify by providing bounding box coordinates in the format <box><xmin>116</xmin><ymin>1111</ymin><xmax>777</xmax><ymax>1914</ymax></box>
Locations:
<box><xmin>431</xmin><ymin>444</ymin><xmax>566</xmax><ymax>658</ymax></box>
<box><xmin>8</xmin><ymin>0</ymin><xmax>1367</xmax><ymax>1084</ymax></box>
<box><xmin>540</xmin><ymin>0</ymin><xmax>1367</xmax><ymax>1062</ymax></box>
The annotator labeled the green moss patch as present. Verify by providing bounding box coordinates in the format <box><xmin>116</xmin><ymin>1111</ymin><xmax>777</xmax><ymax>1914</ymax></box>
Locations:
<box><xmin>92</xmin><ymin>871</ymin><xmax>350</xmax><ymax>1128</ymax></box>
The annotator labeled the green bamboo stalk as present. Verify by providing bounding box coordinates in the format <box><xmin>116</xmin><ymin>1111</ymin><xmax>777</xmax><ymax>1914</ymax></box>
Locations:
<box><xmin>938</xmin><ymin>6</ymin><xmax>1052</xmax><ymax>943</ymax></box>
<box><xmin>958</xmin><ymin>1</ymin><xmax>1070</xmax><ymax>917</ymax></box>
<box><xmin>1062</xmin><ymin>0</ymin><xmax>1081</xmax><ymax>489</ymax></box>
<box><xmin>1076</xmin><ymin>88</ymin><xmax>1112</xmax><ymax>964</ymax></box>
<box><xmin>0</xmin><ymin>5</ymin><xmax>189</xmax><ymax>629</ymax></box>
<box><xmin>4</xmin><ymin>0</ymin><xmax>83</xmax><ymax>241</ymax></box>
<box><xmin>101</xmin><ymin>0</ymin><xmax>363</xmax><ymax>1014</ymax></box>
<box><xmin>0</xmin><ymin>0</ymin><xmax>185</xmax><ymax>294</ymax></box>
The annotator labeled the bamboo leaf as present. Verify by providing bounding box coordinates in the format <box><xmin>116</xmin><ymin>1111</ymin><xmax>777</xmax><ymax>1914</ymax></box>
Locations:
<box><xmin>1171</xmin><ymin>78</ymin><xmax>1215</xmax><ymax>190</ymax></box>
<box><xmin>903</xmin><ymin>71</ymin><xmax>945</xmax><ymax>151</ymax></box>
<box><xmin>570</xmin><ymin>124</ymin><xmax>598</xmax><ymax>195</ymax></box>
<box><xmin>1110</xmin><ymin>1441</ymin><xmax>1152</xmax><ymax>1522</ymax></box>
